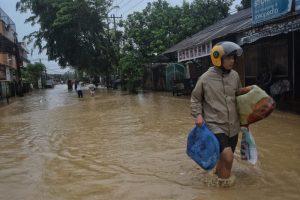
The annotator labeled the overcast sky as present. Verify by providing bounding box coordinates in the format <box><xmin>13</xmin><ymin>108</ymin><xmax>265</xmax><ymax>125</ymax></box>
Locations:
<box><xmin>0</xmin><ymin>0</ymin><xmax>241</xmax><ymax>74</ymax></box>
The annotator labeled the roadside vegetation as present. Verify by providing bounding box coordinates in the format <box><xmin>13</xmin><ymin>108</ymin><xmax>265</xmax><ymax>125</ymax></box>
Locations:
<box><xmin>16</xmin><ymin>0</ymin><xmax>248</xmax><ymax>93</ymax></box>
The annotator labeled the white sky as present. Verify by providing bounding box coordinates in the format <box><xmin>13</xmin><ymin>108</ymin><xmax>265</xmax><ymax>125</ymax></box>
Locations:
<box><xmin>0</xmin><ymin>0</ymin><xmax>241</xmax><ymax>74</ymax></box>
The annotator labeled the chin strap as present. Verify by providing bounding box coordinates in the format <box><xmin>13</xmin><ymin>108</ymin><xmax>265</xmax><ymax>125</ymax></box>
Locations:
<box><xmin>221</xmin><ymin>66</ymin><xmax>231</xmax><ymax>74</ymax></box>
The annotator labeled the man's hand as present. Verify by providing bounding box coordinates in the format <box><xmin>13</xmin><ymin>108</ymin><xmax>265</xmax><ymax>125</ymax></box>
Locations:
<box><xmin>195</xmin><ymin>114</ymin><xmax>204</xmax><ymax>127</ymax></box>
<box><xmin>236</xmin><ymin>86</ymin><xmax>252</xmax><ymax>96</ymax></box>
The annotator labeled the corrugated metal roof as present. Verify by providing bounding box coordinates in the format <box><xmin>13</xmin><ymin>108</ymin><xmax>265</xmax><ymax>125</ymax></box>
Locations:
<box><xmin>163</xmin><ymin>8</ymin><xmax>251</xmax><ymax>54</ymax></box>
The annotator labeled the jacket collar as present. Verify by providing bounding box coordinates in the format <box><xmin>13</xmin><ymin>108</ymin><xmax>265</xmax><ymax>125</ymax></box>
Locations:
<box><xmin>209</xmin><ymin>66</ymin><xmax>231</xmax><ymax>76</ymax></box>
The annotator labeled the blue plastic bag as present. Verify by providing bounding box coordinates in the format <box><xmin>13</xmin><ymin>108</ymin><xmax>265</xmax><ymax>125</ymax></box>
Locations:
<box><xmin>186</xmin><ymin>124</ymin><xmax>220</xmax><ymax>170</ymax></box>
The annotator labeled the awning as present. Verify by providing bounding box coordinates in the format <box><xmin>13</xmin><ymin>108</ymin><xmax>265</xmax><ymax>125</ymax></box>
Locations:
<box><xmin>240</xmin><ymin>16</ymin><xmax>300</xmax><ymax>45</ymax></box>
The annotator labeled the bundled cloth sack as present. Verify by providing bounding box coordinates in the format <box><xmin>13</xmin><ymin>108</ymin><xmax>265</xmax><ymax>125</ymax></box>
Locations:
<box><xmin>237</xmin><ymin>85</ymin><xmax>275</xmax><ymax>125</ymax></box>
<box><xmin>186</xmin><ymin>124</ymin><xmax>220</xmax><ymax>171</ymax></box>
<box><xmin>240</xmin><ymin>127</ymin><xmax>257</xmax><ymax>165</ymax></box>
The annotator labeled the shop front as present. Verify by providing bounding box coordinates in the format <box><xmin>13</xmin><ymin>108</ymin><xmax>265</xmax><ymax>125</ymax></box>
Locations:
<box><xmin>0</xmin><ymin>64</ymin><xmax>16</xmax><ymax>101</ymax></box>
<box><xmin>240</xmin><ymin>16</ymin><xmax>300</xmax><ymax>99</ymax></box>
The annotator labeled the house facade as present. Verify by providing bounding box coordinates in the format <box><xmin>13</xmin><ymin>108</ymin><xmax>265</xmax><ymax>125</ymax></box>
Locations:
<box><xmin>0</xmin><ymin>8</ymin><xmax>29</xmax><ymax>101</ymax></box>
<box><xmin>163</xmin><ymin>8</ymin><xmax>251</xmax><ymax>91</ymax></box>
<box><xmin>239</xmin><ymin>0</ymin><xmax>300</xmax><ymax>103</ymax></box>
<box><xmin>163</xmin><ymin>1</ymin><xmax>300</xmax><ymax>110</ymax></box>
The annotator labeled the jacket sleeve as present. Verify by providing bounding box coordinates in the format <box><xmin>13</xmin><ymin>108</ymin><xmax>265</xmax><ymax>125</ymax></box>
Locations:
<box><xmin>191</xmin><ymin>78</ymin><xmax>204</xmax><ymax>118</ymax></box>
<box><xmin>238</xmin><ymin>74</ymin><xmax>242</xmax><ymax>90</ymax></box>
<box><xmin>235</xmin><ymin>73</ymin><xmax>243</xmax><ymax>95</ymax></box>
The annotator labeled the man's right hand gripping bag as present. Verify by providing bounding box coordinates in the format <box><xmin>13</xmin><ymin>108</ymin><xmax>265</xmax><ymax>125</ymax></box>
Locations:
<box><xmin>186</xmin><ymin>124</ymin><xmax>220</xmax><ymax>171</ymax></box>
<box><xmin>237</xmin><ymin>85</ymin><xmax>276</xmax><ymax>125</ymax></box>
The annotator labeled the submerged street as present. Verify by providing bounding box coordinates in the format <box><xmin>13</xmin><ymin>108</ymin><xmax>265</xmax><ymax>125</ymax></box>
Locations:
<box><xmin>0</xmin><ymin>85</ymin><xmax>300</xmax><ymax>200</ymax></box>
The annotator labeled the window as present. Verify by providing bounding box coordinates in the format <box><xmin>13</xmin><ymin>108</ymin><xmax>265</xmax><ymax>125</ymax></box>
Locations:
<box><xmin>190</xmin><ymin>49</ymin><xmax>193</xmax><ymax>57</ymax></box>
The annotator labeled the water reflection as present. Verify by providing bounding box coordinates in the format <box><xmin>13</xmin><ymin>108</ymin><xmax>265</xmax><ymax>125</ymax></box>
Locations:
<box><xmin>0</xmin><ymin>85</ymin><xmax>299</xmax><ymax>200</ymax></box>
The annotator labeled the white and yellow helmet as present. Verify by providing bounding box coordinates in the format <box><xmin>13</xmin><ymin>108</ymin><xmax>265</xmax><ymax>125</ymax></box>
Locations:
<box><xmin>210</xmin><ymin>41</ymin><xmax>243</xmax><ymax>67</ymax></box>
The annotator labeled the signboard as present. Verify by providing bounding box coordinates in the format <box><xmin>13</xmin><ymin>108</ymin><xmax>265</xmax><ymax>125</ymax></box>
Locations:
<box><xmin>252</xmin><ymin>0</ymin><xmax>292</xmax><ymax>24</ymax></box>
<box><xmin>296</xmin><ymin>0</ymin><xmax>300</xmax><ymax>11</ymax></box>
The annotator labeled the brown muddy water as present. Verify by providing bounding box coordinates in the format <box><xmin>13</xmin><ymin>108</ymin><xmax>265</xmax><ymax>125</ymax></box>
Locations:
<box><xmin>0</xmin><ymin>85</ymin><xmax>300</xmax><ymax>200</ymax></box>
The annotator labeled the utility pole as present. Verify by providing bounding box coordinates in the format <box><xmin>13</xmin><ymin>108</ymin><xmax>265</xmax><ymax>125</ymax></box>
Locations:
<box><xmin>111</xmin><ymin>14</ymin><xmax>122</xmax><ymax>34</ymax></box>
<box><xmin>109</xmin><ymin>14</ymin><xmax>122</xmax><ymax>55</ymax></box>
<box><xmin>110</xmin><ymin>14</ymin><xmax>122</xmax><ymax>72</ymax></box>
<box><xmin>104</xmin><ymin>14</ymin><xmax>122</xmax><ymax>89</ymax></box>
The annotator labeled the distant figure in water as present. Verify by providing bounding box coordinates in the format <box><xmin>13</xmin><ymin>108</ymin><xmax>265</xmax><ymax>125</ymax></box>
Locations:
<box><xmin>77</xmin><ymin>81</ymin><xmax>83</xmax><ymax>98</ymax></box>
<box><xmin>74</xmin><ymin>80</ymin><xmax>78</xmax><ymax>91</ymax></box>
<box><xmin>88</xmin><ymin>83</ymin><xmax>96</xmax><ymax>97</ymax></box>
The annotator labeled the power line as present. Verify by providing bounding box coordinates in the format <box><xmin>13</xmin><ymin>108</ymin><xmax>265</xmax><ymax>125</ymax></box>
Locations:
<box><xmin>122</xmin><ymin>0</ymin><xmax>148</xmax><ymax>16</ymax></box>
<box><xmin>116</xmin><ymin>0</ymin><xmax>126</xmax><ymax>7</ymax></box>
<box><xmin>119</xmin><ymin>0</ymin><xmax>132</xmax><ymax>9</ymax></box>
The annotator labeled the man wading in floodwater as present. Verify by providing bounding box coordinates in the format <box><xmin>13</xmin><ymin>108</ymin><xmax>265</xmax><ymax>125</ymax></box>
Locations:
<box><xmin>191</xmin><ymin>41</ymin><xmax>243</xmax><ymax>187</ymax></box>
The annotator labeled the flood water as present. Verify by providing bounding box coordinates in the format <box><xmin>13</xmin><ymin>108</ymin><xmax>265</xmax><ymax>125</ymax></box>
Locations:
<box><xmin>0</xmin><ymin>85</ymin><xmax>300</xmax><ymax>200</ymax></box>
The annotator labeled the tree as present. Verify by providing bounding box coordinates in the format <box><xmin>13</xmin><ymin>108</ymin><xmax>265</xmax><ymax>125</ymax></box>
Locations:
<box><xmin>236</xmin><ymin>0</ymin><xmax>251</xmax><ymax>11</ymax></box>
<box><xmin>22</xmin><ymin>62</ymin><xmax>45</xmax><ymax>88</ymax></box>
<box><xmin>16</xmin><ymin>0</ymin><xmax>117</xmax><ymax>87</ymax></box>
<box><xmin>188</xmin><ymin>0</ymin><xmax>233</xmax><ymax>35</ymax></box>
<box><xmin>120</xmin><ymin>0</ymin><xmax>233</xmax><ymax>92</ymax></box>
<box><xmin>122</xmin><ymin>0</ymin><xmax>233</xmax><ymax>59</ymax></box>
<box><xmin>119</xmin><ymin>51</ymin><xmax>143</xmax><ymax>93</ymax></box>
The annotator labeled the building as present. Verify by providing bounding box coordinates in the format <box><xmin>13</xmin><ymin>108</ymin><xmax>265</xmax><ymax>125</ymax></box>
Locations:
<box><xmin>0</xmin><ymin>7</ymin><xmax>29</xmax><ymax>102</ymax></box>
<box><xmin>240</xmin><ymin>1</ymin><xmax>300</xmax><ymax>108</ymax></box>
<box><xmin>163</xmin><ymin>1</ymin><xmax>300</xmax><ymax>110</ymax></box>
<box><xmin>163</xmin><ymin>8</ymin><xmax>252</xmax><ymax>92</ymax></box>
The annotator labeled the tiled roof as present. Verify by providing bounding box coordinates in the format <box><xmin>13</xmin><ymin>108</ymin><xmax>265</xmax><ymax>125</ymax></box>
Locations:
<box><xmin>163</xmin><ymin>8</ymin><xmax>251</xmax><ymax>54</ymax></box>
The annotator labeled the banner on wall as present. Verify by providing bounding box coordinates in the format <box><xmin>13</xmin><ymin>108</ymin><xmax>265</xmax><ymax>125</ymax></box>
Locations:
<box><xmin>252</xmin><ymin>0</ymin><xmax>292</xmax><ymax>24</ymax></box>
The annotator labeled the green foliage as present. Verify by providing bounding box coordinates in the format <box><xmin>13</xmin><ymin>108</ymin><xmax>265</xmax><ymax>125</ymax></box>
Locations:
<box><xmin>119</xmin><ymin>52</ymin><xmax>143</xmax><ymax>81</ymax></box>
<box><xmin>22</xmin><ymin>62</ymin><xmax>45</xmax><ymax>88</ymax></box>
<box><xmin>119</xmin><ymin>0</ymin><xmax>233</xmax><ymax>93</ymax></box>
<box><xmin>119</xmin><ymin>51</ymin><xmax>143</xmax><ymax>93</ymax></box>
<box><xmin>187</xmin><ymin>0</ymin><xmax>233</xmax><ymax>35</ymax></box>
<box><xmin>122</xmin><ymin>0</ymin><xmax>233</xmax><ymax>64</ymax></box>
<box><xmin>16</xmin><ymin>0</ymin><xmax>116</xmax><ymax>78</ymax></box>
<box><xmin>236</xmin><ymin>0</ymin><xmax>251</xmax><ymax>11</ymax></box>
<box><xmin>17</xmin><ymin>0</ymin><xmax>235</xmax><ymax>92</ymax></box>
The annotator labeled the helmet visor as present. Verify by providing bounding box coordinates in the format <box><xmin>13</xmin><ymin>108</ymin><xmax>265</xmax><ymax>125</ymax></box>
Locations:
<box><xmin>222</xmin><ymin>41</ymin><xmax>243</xmax><ymax>57</ymax></box>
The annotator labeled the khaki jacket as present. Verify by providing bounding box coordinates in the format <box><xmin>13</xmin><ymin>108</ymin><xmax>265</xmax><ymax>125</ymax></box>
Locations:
<box><xmin>191</xmin><ymin>67</ymin><xmax>242</xmax><ymax>137</ymax></box>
